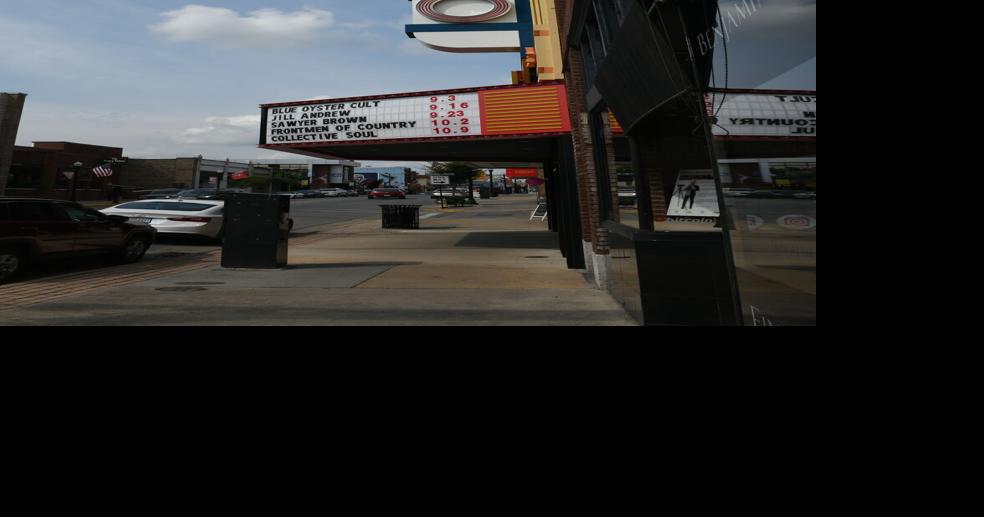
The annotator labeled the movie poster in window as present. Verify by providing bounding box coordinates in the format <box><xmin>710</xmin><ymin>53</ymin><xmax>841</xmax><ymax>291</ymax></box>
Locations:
<box><xmin>667</xmin><ymin>170</ymin><xmax>720</xmax><ymax>220</ymax></box>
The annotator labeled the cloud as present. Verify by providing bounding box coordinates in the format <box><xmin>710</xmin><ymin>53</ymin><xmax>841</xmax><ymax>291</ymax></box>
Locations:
<box><xmin>150</xmin><ymin>5</ymin><xmax>335</xmax><ymax>49</ymax></box>
<box><xmin>177</xmin><ymin>115</ymin><xmax>260</xmax><ymax>145</ymax></box>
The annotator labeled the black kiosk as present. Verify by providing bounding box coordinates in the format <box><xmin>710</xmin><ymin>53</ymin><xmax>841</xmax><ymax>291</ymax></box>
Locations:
<box><xmin>221</xmin><ymin>194</ymin><xmax>290</xmax><ymax>269</ymax></box>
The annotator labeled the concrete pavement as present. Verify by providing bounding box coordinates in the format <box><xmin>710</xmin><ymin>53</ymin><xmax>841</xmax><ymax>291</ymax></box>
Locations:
<box><xmin>1</xmin><ymin>194</ymin><xmax>636</xmax><ymax>326</ymax></box>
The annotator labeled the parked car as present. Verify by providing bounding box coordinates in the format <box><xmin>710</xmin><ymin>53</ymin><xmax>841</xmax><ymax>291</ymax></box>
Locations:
<box><xmin>618</xmin><ymin>189</ymin><xmax>638</xmax><ymax>206</ymax></box>
<box><xmin>174</xmin><ymin>188</ymin><xmax>248</xmax><ymax>200</ymax></box>
<box><xmin>0</xmin><ymin>198</ymin><xmax>156</xmax><ymax>283</ymax></box>
<box><xmin>369</xmin><ymin>188</ymin><xmax>407</xmax><ymax>200</ymax></box>
<box><xmin>137</xmin><ymin>188</ymin><xmax>183</xmax><ymax>200</ymax></box>
<box><xmin>102</xmin><ymin>199</ymin><xmax>294</xmax><ymax>240</ymax></box>
<box><xmin>102</xmin><ymin>199</ymin><xmax>226</xmax><ymax>239</ymax></box>
<box><xmin>275</xmin><ymin>192</ymin><xmax>306</xmax><ymax>199</ymax></box>
<box><xmin>723</xmin><ymin>188</ymin><xmax>758</xmax><ymax>198</ymax></box>
<box><xmin>431</xmin><ymin>188</ymin><xmax>470</xmax><ymax>200</ymax></box>
<box><xmin>320</xmin><ymin>188</ymin><xmax>346</xmax><ymax>198</ymax></box>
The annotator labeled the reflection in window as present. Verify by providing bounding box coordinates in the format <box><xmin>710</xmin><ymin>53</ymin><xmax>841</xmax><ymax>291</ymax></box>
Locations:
<box><xmin>8</xmin><ymin>166</ymin><xmax>43</xmax><ymax>189</ymax></box>
<box><xmin>710</xmin><ymin>0</ymin><xmax>817</xmax><ymax>91</ymax></box>
<box><xmin>590</xmin><ymin>110</ymin><xmax>614</xmax><ymax>222</ymax></box>
<box><xmin>616</xmin><ymin>163</ymin><xmax>639</xmax><ymax>229</ymax></box>
<box><xmin>706</xmin><ymin>0</ymin><xmax>817</xmax><ymax>326</ymax></box>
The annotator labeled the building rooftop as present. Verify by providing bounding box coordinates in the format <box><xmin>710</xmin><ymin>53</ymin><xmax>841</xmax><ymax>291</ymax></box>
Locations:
<box><xmin>28</xmin><ymin>141</ymin><xmax>124</xmax><ymax>153</ymax></box>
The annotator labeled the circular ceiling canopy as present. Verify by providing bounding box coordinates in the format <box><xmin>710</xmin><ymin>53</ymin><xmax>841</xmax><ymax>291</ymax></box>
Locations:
<box><xmin>417</xmin><ymin>0</ymin><xmax>513</xmax><ymax>23</ymax></box>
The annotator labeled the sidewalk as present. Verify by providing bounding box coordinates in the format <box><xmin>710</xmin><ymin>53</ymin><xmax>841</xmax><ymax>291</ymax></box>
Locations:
<box><xmin>0</xmin><ymin>195</ymin><xmax>636</xmax><ymax>326</ymax></box>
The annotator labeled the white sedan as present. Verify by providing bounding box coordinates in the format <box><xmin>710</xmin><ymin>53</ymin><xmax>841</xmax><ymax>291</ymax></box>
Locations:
<box><xmin>319</xmin><ymin>188</ymin><xmax>345</xmax><ymax>198</ymax></box>
<box><xmin>102</xmin><ymin>199</ymin><xmax>226</xmax><ymax>239</ymax></box>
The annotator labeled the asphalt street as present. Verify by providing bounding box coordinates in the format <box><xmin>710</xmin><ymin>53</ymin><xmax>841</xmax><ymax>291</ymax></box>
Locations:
<box><xmin>151</xmin><ymin>193</ymin><xmax>433</xmax><ymax>255</ymax></box>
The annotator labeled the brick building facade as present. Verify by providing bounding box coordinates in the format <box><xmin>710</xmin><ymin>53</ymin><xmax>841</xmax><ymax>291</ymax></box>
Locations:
<box><xmin>553</xmin><ymin>0</ymin><xmax>816</xmax><ymax>325</ymax></box>
<box><xmin>124</xmin><ymin>158</ymin><xmax>199</xmax><ymax>190</ymax></box>
<box><xmin>556</xmin><ymin>0</ymin><xmax>625</xmax><ymax>286</ymax></box>
<box><xmin>7</xmin><ymin>147</ymin><xmax>258</xmax><ymax>196</ymax></box>
<box><xmin>6</xmin><ymin>142</ymin><xmax>124</xmax><ymax>201</ymax></box>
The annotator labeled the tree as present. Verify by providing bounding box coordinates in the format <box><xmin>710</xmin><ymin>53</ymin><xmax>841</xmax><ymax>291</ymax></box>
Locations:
<box><xmin>427</xmin><ymin>162</ymin><xmax>483</xmax><ymax>204</ymax></box>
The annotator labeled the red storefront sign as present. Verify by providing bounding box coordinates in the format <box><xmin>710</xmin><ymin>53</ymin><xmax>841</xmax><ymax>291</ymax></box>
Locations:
<box><xmin>506</xmin><ymin>169</ymin><xmax>540</xmax><ymax>178</ymax></box>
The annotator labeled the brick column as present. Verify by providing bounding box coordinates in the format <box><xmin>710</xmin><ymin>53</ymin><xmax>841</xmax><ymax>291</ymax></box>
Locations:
<box><xmin>0</xmin><ymin>93</ymin><xmax>27</xmax><ymax>197</ymax></box>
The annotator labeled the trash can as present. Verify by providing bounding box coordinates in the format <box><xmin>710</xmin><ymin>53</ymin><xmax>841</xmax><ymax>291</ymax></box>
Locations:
<box><xmin>222</xmin><ymin>193</ymin><xmax>290</xmax><ymax>268</ymax></box>
<box><xmin>381</xmin><ymin>205</ymin><xmax>420</xmax><ymax>229</ymax></box>
<box><xmin>480</xmin><ymin>188</ymin><xmax>491</xmax><ymax>200</ymax></box>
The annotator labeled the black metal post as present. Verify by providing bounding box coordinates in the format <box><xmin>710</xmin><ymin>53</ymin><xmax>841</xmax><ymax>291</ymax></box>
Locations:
<box><xmin>629</xmin><ymin>135</ymin><xmax>655</xmax><ymax>231</ymax></box>
<box><xmin>557</xmin><ymin>136</ymin><xmax>585</xmax><ymax>269</ymax></box>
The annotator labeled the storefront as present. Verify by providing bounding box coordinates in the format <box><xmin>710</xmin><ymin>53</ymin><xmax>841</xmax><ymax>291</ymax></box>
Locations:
<box><xmin>258</xmin><ymin>81</ymin><xmax>587</xmax><ymax>269</ymax></box>
<box><xmin>6</xmin><ymin>141</ymin><xmax>126</xmax><ymax>201</ymax></box>
<box><xmin>249</xmin><ymin>159</ymin><xmax>360</xmax><ymax>190</ymax></box>
<box><xmin>560</xmin><ymin>0</ymin><xmax>816</xmax><ymax>325</ymax></box>
<box><xmin>355</xmin><ymin>167</ymin><xmax>414</xmax><ymax>189</ymax></box>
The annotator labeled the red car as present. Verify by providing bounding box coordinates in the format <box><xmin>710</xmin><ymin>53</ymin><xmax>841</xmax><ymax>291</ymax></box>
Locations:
<box><xmin>369</xmin><ymin>188</ymin><xmax>406</xmax><ymax>200</ymax></box>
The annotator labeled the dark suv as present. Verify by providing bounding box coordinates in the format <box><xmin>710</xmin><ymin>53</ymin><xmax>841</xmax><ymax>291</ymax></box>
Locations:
<box><xmin>0</xmin><ymin>199</ymin><xmax>157</xmax><ymax>282</ymax></box>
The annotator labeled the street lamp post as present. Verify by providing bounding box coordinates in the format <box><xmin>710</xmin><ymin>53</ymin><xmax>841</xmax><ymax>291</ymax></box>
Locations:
<box><xmin>71</xmin><ymin>161</ymin><xmax>82</xmax><ymax>202</ymax></box>
<box><xmin>218</xmin><ymin>158</ymin><xmax>229</xmax><ymax>196</ymax></box>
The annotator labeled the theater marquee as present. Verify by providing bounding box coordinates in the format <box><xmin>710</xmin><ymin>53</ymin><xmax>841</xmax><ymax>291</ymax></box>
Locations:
<box><xmin>260</xmin><ymin>83</ymin><xmax>571</xmax><ymax>148</ymax></box>
<box><xmin>708</xmin><ymin>91</ymin><xmax>817</xmax><ymax>138</ymax></box>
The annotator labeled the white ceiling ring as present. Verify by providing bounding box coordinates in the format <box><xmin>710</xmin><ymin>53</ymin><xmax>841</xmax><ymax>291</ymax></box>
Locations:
<box><xmin>417</xmin><ymin>0</ymin><xmax>513</xmax><ymax>23</ymax></box>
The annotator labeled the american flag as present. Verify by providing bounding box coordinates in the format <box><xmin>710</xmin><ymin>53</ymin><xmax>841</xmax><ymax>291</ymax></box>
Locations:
<box><xmin>92</xmin><ymin>164</ymin><xmax>114</xmax><ymax>178</ymax></box>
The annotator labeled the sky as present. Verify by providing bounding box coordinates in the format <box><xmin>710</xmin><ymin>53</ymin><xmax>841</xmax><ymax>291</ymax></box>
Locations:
<box><xmin>711</xmin><ymin>0</ymin><xmax>817</xmax><ymax>90</ymax></box>
<box><xmin>0</xmin><ymin>0</ymin><xmax>521</xmax><ymax>170</ymax></box>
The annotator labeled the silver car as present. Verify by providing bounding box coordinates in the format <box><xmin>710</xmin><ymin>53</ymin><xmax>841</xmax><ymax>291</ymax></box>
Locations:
<box><xmin>102</xmin><ymin>199</ymin><xmax>225</xmax><ymax>239</ymax></box>
<box><xmin>319</xmin><ymin>188</ymin><xmax>345</xmax><ymax>198</ymax></box>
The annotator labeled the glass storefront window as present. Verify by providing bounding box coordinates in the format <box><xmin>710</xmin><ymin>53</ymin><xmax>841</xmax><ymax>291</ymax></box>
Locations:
<box><xmin>706</xmin><ymin>0</ymin><xmax>817</xmax><ymax>325</ymax></box>
<box><xmin>616</xmin><ymin>163</ymin><xmax>639</xmax><ymax>229</ymax></box>
<box><xmin>8</xmin><ymin>166</ymin><xmax>43</xmax><ymax>189</ymax></box>
<box><xmin>590</xmin><ymin>110</ymin><xmax>614</xmax><ymax>222</ymax></box>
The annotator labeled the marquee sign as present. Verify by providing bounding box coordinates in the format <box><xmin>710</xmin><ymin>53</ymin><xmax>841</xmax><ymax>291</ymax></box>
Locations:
<box><xmin>708</xmin><ymin>91</ymin><xmax>817</xmax><ymax>139</ymax></box>
<box><xmin>417</xmin><ymin>0</ymin><xmax>513</xmax><ymax>23</ymax></box>
<box><xmin>260</xmin><ymin>83</ymin><xmax>571</xmax><ymax>148</ymax></box>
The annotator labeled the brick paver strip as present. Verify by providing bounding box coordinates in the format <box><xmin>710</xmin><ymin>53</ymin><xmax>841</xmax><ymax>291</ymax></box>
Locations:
<box><xmin>0</xmin><ymin>217</ymin><xmax>394</xmax><ymax>311</ymax></box>
<box><xmin>0</xmin><ymin>253</ymin><xmax>219</xmax><ymax>311</ymax></box>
